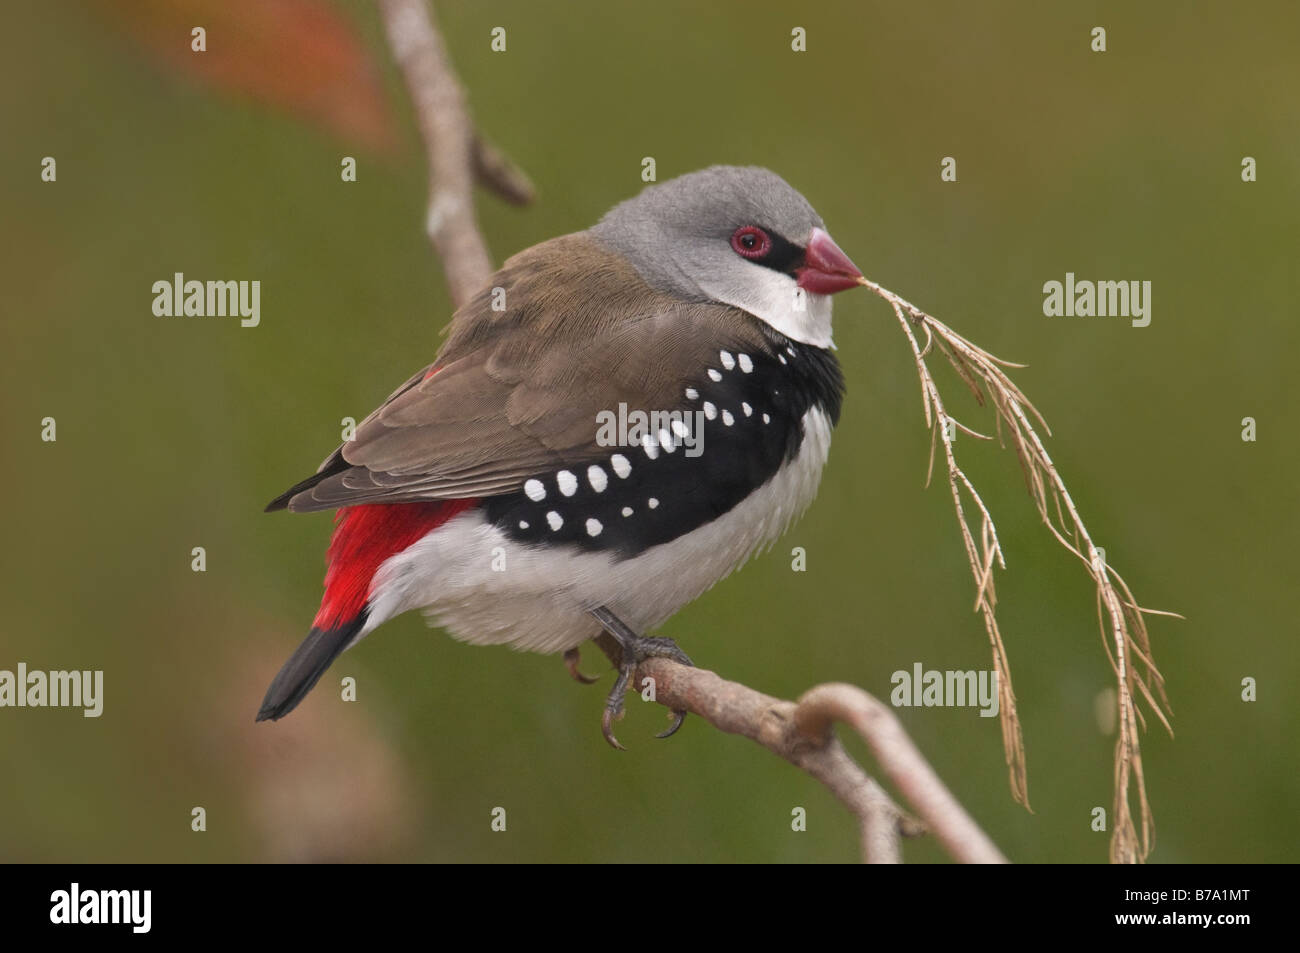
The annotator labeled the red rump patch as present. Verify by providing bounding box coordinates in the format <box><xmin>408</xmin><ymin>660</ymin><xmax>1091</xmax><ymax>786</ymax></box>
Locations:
<box><xmin>313</xmin><ymin>499</ymin><xmax>477</xmax><ymax>630</ymax></box>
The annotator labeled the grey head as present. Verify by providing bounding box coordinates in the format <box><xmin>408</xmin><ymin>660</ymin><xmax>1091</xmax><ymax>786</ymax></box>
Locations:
<box><xmin>589</xmin><ymin>165</ymin><xmax>861</xmax><ymax>348</ymax></box>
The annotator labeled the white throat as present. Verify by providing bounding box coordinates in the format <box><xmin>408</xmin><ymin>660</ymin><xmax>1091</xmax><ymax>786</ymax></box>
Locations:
<box><xmin>698</xmin><ymin>266</ymin><xmax>834</xmax><ymax>348</ymax></box>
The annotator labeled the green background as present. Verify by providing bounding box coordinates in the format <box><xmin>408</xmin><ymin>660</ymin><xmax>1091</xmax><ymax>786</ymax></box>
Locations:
<box><xmin>2</xmin><ymin>0</ymin><xmax>1295</xmax><ymax>862</ymax></box>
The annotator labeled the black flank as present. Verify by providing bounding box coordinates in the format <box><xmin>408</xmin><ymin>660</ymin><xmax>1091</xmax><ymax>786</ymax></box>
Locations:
<box><xmin>485</xmin><ymin>327</ymin><xmax>843</xmax><ymax>557</ymax></box>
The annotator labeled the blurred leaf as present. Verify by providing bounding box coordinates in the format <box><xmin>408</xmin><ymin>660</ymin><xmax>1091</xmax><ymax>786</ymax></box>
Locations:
<box><xmin>101</xmin><ymin>0</ymin><xmax>397</xmax><ymax>151</ymax></box>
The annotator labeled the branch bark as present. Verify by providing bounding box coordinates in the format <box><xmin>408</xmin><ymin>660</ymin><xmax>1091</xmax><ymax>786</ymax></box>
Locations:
<box><xmin>378</xmin><ymin>0</ymin><xmax>533</xmax><ymax>307</ymax></box>
<box><xmin>593</xmin><ymin>635</ymin><xmax>1007</xmax><ymax>864</ymax></box>
<box><xmin>795</xmin><ymin>682</ymin><xmax>1007</xmax><ymax>863</ymax></box>
<box><xmin>377</xmin><ymin>0</ymin><xmax>1007</xmax><ymax>865</ymax></box>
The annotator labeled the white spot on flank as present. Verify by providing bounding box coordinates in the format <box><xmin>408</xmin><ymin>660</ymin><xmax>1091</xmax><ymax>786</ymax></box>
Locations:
<box><xmin>586</xmin><ymin>518</ymin><xmax>603</xmax><ymax>537</ymax></box>
<box><xmin>742</xmin><ymin>402</ymin><xmax>753</xmax><ymax>416</ymax></box>
<box><xmin>719</xmin><ymin>350</ymin><xmax>735</xmax><ymax>370</ymax></box>
<box><xmin>738</xmin><ymin>353</ymin><xmax>754</xmax><ymax>373</ymax></box>
<box><xmin>546</xmin><ymin>511</ymin><xmax>563</xmax><ymax>531</ymax></box>
<box><xmin>685</xmin><ymin>387</ymin><xmax>699</xmax><ymax>401</ymax></box>
<box><xmin>722</xmin><ymin>410</ymin><xmax>735</xmax><ymax>426</ymax></box>
<box><xmin>524</xmin><ymin>479</ymin><xmax>546</xmax><ymax>501</ymax></box>
<box><xmin>658</xmin><ymin>428</ymin><xmax>676</xmax><ymax>453</ymax></box>
<box><xmin>708</xmin><ymin>369</ymin><xmax>723</xmax><ymax>382</ymax></box>
<box><xmin>648</xmin><ymin>497</ymin><xmax>659</xmax><ymax>509</ymax></box>
<box><xmin>557</xmin><ymin>470</ymin><xmax>578</xmax><ymax>496</ymax></box>
<box><xmin>703</xmin><ymin>401</ymin><xmax>717</xmax><ymax>420</ymax></box>
<box><xmin>611</xmin><ymin>454</ymin><xmax>632</xmax><ymax>478</ymax></box>
<box><xmin>621</xmin><ymin>506</ymin><xmax>633</xmax><ymax>517</ymax></box>
<box><xmin>587</xmin><ymin>465</ymin><xmax>608</xmax><ymax>492</ymax></box>
<box><xmin>519</xmin><ymin>520</ymin><xmax>529</xmax><ymax>529</ymax></box>
<box><xmin>642</xmin><ymin>433</ymin><xmax>660</xmax><ymax>459</ymax></box>
<box><xmin>762</xmin><ymin>413</ymin><xmax>771</xmax><ymax>424</ymax></box>
<box><xmin>670</xmin><ymin>419</ymin><xmax>690</xmax><ymax>439</ymax></box>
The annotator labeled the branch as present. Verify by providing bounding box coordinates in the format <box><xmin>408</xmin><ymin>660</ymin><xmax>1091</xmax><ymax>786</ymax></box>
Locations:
<box><xmin>378</xmin><ymin>0</ymin><xmax>534</xmax><ymax>307</ymax></box>
<box><xmin>472</xmin><ymin>133</ymin><xmax>537</xmax><ymax>206</ymax></box>
<box><xmin>593</xmin><ymin>636</ymin><xmax>1007</xmax><ymax>864</ymax></box>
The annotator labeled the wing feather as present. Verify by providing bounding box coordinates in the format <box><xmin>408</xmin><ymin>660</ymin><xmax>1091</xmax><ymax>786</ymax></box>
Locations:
<box><xmin>269</xmin><ymin>233</ymin><xmax>774</xmax><ymax>513</ymax></box>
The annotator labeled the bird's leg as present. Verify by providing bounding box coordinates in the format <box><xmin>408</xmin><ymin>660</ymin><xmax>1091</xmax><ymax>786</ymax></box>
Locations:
<box><xmin>588</xmin><ymin>605</ymin><xmax>694</xmax><ymax>750</ymax></box>
<box><xmin>562</xmin><ymin>647</ymin><xmax>600</xmax><ymax>684</ymax></box>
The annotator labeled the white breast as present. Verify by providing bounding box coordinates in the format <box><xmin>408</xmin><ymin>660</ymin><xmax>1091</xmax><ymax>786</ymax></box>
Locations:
<box><xmin>362</xmin><ymin>407</ymin><xmax>835</xmax><ymax>654</ymax></box>
<box><xmin>697</xmin><ymin>265</ymin><xmax>835</xmax><ymax>348</ymax></box>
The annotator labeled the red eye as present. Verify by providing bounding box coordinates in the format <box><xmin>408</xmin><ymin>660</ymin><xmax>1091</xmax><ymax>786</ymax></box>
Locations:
<box><xmin>730</xmin><ymin>226</ymin><xmax>771</xmax><ymax>260</ymax></box>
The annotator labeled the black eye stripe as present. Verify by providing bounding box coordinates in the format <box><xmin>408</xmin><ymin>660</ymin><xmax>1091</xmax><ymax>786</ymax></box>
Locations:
<box><xmin>747</xmin><ymin>228</ymin><xmax>804</xmax><ymax>276</ymax></box>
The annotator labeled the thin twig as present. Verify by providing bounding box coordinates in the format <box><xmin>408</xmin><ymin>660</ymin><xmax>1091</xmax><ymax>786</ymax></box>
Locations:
<box><xmin>858</xmin><ymin>276</ymin><xmax>1177</xmax><ymax>863</ymax></box>
<box><xmin>796</xmin><ymin>683</ymin><xmax>1007</xmax><ymax>864</ymax></box>
<box><xmin>472</xmin><ymin>133</ymin><xmax>537</xmax><ymax>206</ymax></box>
<box><xmin>379</xmin><ymin>0</ymin><xmax>501</xmax><ymax>306</ymax></box>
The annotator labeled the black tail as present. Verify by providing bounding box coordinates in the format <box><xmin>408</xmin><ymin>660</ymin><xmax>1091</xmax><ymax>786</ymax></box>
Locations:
<box><xmin>256</xmin><ymin>615</ymin><xmax>367</xmax><ymax>721</ymax></box>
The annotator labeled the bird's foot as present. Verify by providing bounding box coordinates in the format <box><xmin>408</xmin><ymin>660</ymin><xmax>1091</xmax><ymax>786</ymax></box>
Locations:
<box><xmin>588</xmin><ymin>605</ymin><xmax>694</xmax><ymax>750</ymax></box>
<box><xmin>563</xmin><ymin>647</ymin><xmax>600</xmax><ymax>684</ymax></box>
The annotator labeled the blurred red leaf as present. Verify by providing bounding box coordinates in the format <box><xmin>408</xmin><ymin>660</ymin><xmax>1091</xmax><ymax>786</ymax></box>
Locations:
<box><xmin>103</xmin><ymin>0</ymin><xmax>397</xmax><ymax>152</ymax></box>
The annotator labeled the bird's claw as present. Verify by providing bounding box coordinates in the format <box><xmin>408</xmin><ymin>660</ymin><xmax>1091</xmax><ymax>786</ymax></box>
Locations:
<box><xmin>656</xmin><ymin>709</ymin><xmax>687</xmax><ymax>739</ymax></box>
<box><xmin>563</xmin><ymin>647</ymin><xmax>600</xmax><ymax>684</ymax></box>
<box><xmin>599</xmin><ymin>632</ymin><xmax>694</xmax><ymax>750</ymax></box>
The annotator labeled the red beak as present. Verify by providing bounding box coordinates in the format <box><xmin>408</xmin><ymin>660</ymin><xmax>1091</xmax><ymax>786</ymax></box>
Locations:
<box><xmin>797</xmin><ymin>227</ymin><xmax>863</xmax><ymax>295</ymax></box>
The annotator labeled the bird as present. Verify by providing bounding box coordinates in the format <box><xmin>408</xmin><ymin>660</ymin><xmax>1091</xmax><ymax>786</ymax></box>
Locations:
<box><xmin>258</xmin><ymin>165</ymin><xmax>864</xmax><ymax>747</ymax></box>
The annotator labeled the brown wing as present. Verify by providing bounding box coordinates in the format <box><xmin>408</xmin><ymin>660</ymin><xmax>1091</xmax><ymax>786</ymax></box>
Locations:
<box><xmin>269</xmin><ymin>233</ymin><xmax>773</xmax><ymax>513</ymax></box>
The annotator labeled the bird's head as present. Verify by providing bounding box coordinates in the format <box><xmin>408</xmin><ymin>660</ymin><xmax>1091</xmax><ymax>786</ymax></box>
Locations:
<box><xmin>590</xmin><ymin>165</ymin><xmax>862</xmax><ymax>348</ymax></box>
